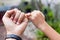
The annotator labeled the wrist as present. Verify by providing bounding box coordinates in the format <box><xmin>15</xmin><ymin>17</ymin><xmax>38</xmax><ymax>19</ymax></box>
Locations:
<box><xmin>37</xmin><ymin>21</ymin><xmax>47</xmax><ymax>31</ymax></box>
<box><xmin>7</xmin><ymin>31</ymin><xmax>21</xmax><ymax>37</ymax></box>
<box><xmin>6</xmin><ymin>34</ymin><xmax>22</xmax><ymax>40</ymax></box>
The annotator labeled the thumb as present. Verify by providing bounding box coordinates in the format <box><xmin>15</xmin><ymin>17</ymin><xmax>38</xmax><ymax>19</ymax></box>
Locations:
<box><xmin>16</xmin><ymin>18</ymin><xmax>28</xmax><ymax>35</ymax></box>
<box><xmin>20</xmin><ymin>17</ymin><xmax>28</xmax><ymax>28</ymax></box>
<box><xmin>20</xmin><ymin>18</ymin><xmax>28</xmax><ymax>27</ymax></box>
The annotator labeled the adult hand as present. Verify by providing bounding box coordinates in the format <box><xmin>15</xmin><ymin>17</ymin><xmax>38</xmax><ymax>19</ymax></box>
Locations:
<box><xmin>2</xmin><ymin>9</ymin><xmax>28</xmax><ymax>36</ymax></box>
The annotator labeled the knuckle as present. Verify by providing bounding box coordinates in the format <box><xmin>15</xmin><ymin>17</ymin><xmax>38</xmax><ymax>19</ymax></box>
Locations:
<box><xmin>37</xmin><ymin>11</ymin><xmax>40</xmax><ymax>14</ymax></box>
<box><xmin>21</xmin><ymin>12</ymin><xmax>25</xmax><ymax>16</ymax></box>
<box><xmin>14</xmin><ymin>8</ymin><xmax>18</xmax><ymax>11</ymax></box>
<box><xmin>13</xmin><ymin>8</ymin><xmax>20</xmax><ymax>12</ymax></box>
<box><xmin>32</xmin><ymin>10</ymin><xmax>37</xmax><ymax>13</ymax></box>
<box><xmin>33</xmin><ymin>10</ymin><xmax>40</xmax><ymax>15</ymax></box>
<box><xmin>18</xmin><ymin>11</ymin><xmax>21</xmax><ymax>13</ymax></box>
<box><xmin>6</xmin><ymin>10</ymin><xmax>10</xmax><ymax>13</ymax></box>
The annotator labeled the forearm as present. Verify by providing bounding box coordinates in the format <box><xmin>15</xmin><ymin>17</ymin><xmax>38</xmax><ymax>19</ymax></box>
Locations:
<box><xmin>38</xmin><ymin>21</ymin><xmax>60</xmax><ymax>40</ymax></box>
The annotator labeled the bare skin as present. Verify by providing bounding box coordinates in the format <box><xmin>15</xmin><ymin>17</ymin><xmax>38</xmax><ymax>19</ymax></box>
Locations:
<box><xmin>2</xmin><ymin>9</ymin><xmax>60</xmax><ymax>40</ymax></box>
<box><xmin>2</xmin><ymin>9</ymin><xmax>28</xmax><ymax>40</ymax></box>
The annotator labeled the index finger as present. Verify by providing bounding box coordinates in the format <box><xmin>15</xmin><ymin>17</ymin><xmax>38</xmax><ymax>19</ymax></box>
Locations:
<box><xmin>4</xmin><ymin>8</ymin><xmax>18</xmax><ymax>17</ymax></box>
<box><xmin>4</xmin><ymin>10</ymin><xmax>15</xmax><ymax>17</ymax></box>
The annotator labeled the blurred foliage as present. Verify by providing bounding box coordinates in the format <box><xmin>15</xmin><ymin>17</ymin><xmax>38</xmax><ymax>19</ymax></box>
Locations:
<box><xmin>35</xmin><ymin>29</ymin><xmax>49</xmax><ymax>40</ymax></box>
<box><xmin>42</xmin><ymin>7</ymin><xmax>54</xmax><ymax>21</ymax></box>
<box><xmin>18</xmin><ymin>1</ymin><xmax>34</xmax><ymax>13</ymax></box>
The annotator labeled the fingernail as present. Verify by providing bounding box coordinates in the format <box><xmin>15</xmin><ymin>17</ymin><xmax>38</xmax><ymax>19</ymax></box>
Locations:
<box><xmin>11</xmin><ymin>17</ymin><xmax>13</xmax><ymax>20</ymax></box>
<box><xmin>17</xmin><ymin>22</ymin><xmax>20</xmax><ymax>25</ymax></box>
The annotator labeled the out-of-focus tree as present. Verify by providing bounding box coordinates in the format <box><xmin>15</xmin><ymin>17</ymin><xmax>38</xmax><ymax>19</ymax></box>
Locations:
<box><xmin>31</xmin><ymin>0</ymin><xmax>43</xmax><ymax>11</ymax></box>
<box><xmin>18</xmin><ymin>1</ymin><xmax>33</xmax><ymax>13</ymax></box>
<box><xmin>54</xmin><ymin>4</ymin><xmax>60</xmax><ymax>20</ymax></box>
